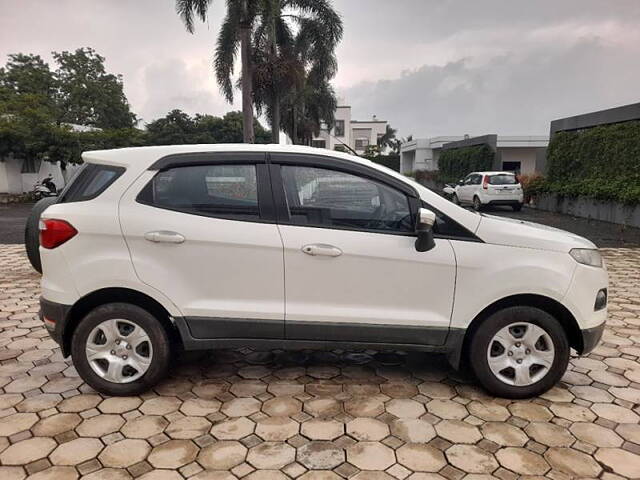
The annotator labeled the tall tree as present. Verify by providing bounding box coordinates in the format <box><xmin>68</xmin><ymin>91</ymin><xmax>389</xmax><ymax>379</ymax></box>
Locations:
<box><xmin>377</xmin><ymin>124</ymin><xmax>397</xmax><ymax>151</ymax></box>
<box><xmin>176</xmin><ymin>0</ymin><xmax>256</xmax><ymax>143</ymax></box>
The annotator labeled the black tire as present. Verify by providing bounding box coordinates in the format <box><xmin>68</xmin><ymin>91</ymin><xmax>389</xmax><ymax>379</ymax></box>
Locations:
<box><xmin>469</xmin><ymin>306</ymin><xmax>569</xmax><ymax>399</ymax></box>
<box><xmin>25</xmin><ymin>197</ymin><xmax>58</xmax><ymax>274</ymax></box>
<box><xmin>452</xmin><ymin>194</ymin><xmax>460</xmax><ymax>205</ymax></box>
<box><xmin>512</xmin><ymin>203</ymin><xmax>523</xmax><ymax>212</ymax></box>
<box><xmin>473</xmin><ymin>196</ymin><xmax>483</xmax><ymax>211</ymax></box>
<box><xmin>71</xmin><ymin>303</ymin><xmax>171</xmax><ymax>396</ymax></box>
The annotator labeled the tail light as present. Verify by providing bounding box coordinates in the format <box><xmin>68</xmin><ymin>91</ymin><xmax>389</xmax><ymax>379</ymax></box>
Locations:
<box><xmin>39</xmin><ymin>219</ymin><xmax>77</xmax><ymax>249</ymax></box>
<box><xmin>482</xmin><ymin>176</ymin><xmax>489</xmax><ymax>189</ymax></box>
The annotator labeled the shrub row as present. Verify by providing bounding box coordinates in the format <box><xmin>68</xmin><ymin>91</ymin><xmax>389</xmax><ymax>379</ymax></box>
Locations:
<box><xmin>437</xmin><ymin>144</ymin><xmax>494</xmax><ymax>183</ymax></box>
<box><xmin>545</xmin><ymin>120</ymin><xmax>640</xmax><ymax>204</ymax></box>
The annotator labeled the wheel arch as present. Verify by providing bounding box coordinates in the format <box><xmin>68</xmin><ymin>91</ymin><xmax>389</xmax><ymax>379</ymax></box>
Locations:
<box><xmin>459</xmin><ymin>293</ymin><xmax>583</xmax><ymax>368</ymax></box>
<box><xmin>62</xmin><ymin>287</ymin><xmax>182</xmax><ymax>357</ymax></box>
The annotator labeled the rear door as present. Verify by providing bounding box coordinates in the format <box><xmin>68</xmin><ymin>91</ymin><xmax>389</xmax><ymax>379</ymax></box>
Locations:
<box><xmin>270</xmin><ymin>153</ymin><xmax>457</xmax><ymax>346</ymax></box>
<box><xmin>119</xmin><ymin>152</ymin><xmax>285</xmax><ymax>340</ymax></box>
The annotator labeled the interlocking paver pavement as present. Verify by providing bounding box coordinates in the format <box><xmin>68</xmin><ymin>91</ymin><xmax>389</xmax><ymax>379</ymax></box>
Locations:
<box><xmin>1</xmin><ymin>244</ymin><xmax>640</xmax><ymax>478</ymax></box>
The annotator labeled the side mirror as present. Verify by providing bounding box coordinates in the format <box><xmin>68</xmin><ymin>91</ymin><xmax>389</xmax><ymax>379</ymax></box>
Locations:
<box><xmin>415</xmin><ymin>208</ymin><xmax>436</xmax><ymax>252</ymax></box>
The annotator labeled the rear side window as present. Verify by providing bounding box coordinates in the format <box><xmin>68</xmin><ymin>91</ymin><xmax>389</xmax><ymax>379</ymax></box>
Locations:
<box><xmin>59</xmin><ymin>164</ymin><xmax>125</xmax><ymax>203</ymax></box>
<box><xmin>488</xmin><ymin>174</ymin><xmax>517</xmax><ymax>185</ymax></box>
<box><xmin>137</xmin><ymin>164</ymin><xmax>260</xmax><ymax>220</ymax></box>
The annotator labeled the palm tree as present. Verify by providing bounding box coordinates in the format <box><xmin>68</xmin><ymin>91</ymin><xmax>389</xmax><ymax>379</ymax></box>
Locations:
<box><xmin>176</xmin><ymin>0</ymin><xmax>256</xmax><ymax>143</ymax></box>
<box><xmin>177</xmin><ymin>0</ymin><xmax>342</xmax><ymax>145</ymax></box>
<box><xmin>377</xmin><ymin>124</ymin><xmax>397</xmax><ymax>152</ymax></box>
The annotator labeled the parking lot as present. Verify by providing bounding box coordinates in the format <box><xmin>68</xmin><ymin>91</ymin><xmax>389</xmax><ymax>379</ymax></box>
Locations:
<box><xmin>1</xmin><ymin>205</ymin><xmax>640</xmax><ymax>479</ymax></box>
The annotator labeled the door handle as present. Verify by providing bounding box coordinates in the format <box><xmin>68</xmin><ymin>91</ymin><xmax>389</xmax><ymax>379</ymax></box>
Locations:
<box><xmin>301</xmin><ymin>244</ymin><xmax>342</xmax><ymax>257</ymax></box>
<box><xmin>144</xmin><ymin>231</ymin><xmax>185</xmax><ymax>244</ymax></box>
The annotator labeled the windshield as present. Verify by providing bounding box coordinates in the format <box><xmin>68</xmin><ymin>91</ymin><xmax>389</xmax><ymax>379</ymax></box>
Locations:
<box><xmin>488</xmin><ymin>174</ymin><xmax>517</xmax><ymax>185</ymax></box>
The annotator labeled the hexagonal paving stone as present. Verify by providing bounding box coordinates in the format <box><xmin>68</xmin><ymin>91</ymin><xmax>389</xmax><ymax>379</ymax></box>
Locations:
<box><xmin>77</xmin><ymin>414</ymin><xmax>125</xmax><ymax>437</ymax></box>
<box><xmin>380</xmin><ymin>382</ymin><xmax>418</xmax><ymax>398</ymax></box>
<box><xmin>591</xmin><ymin>403</ymin><xmax>640</xmax><ymax>423</ymax></box>
<box><xmin>386</xmin><ymin>398</ymin><xmax>426</xmax><ymax>418</ymax></box>
<box><xmin>99</xmin><ymin>439</ymin><xmax>151</xmax><ymax>468</ymax></box>
<box><xmin>121</xmin><ymin>415</ymin><xmax>168</xmax><ymax>439</ymax></box>
<box><xmin>24</xmin><ymin>466</ymin><xmax>78</xmax><ymax>480</ymax></box>
<box><xmin>347</xmin><ymin>442</ymin><xmax>395</xmax><ymax>470</ymax></box>
<box><xmin>211</xmin><ymin>417</ymin><xmax>255</xmax><ymax>440</ymax></box>
<box><xmin>180</xmin><ymin>398</ymin><xmax>221</xmax><ymax>416</ymax></box>
<box><xmin>435</xmin><ymin>420</ymin><xmax>482</xmax><ymax>444</ymax></box>
<box><xmin>549</xmin><ymin>403</ymin><xmax>596</xmax><ymax>422</ymax></box>
<box><xmin>417</xmin><ymin>382</ymin><xmax>456</xmax><ymax>399</ymax></box>
<box><xmin>57</xmin><ymin>394</ymin><xmax>102</xmax><ymax>412</ymax></box>
<box><xmin>466</xmin><ymin>401</ymin><xmax>510</xmax><ymax>421</ymax></box>
<box><xmin>346</xmin><ymin>418</ymin><xmax>389</xmax><ymax>441</ymax></box>
<box><xmin>396</xmin><ymin>444</ymin><xmax>446</xmax><ymax>472</ymax></box>
<box><xmin>138</xmin><ymin>396</ymin><xmax>181</xmax><ymax>415</ymax></box>
<box><xmin>0</xmin><ymin>412</ymin><xmax>38</xmax><ymax>436</ymax></box>
<box><xmin>198</xmin><ymin>441</ymin><xmax>247</xmax><ymax>470</ymax></box>
<box><xmin>0</xmin><ymin>437</ymin><xmax>57</xmax><ymax>465</ymax></box>
<box><xmin>0</xmin><ymin>466</ymin><xmax>27</xmax><ymax>480</ymax></box>
<box><xmin>569</xmin><ymin>422</ymin><xmax>623</xmax><ymax>447</ymax></box>
<box><xmin>445</xmin><ymin>445</ymin><xmax>498</xmax><ymax>474</ymax></box>
<box><xmin>50</xmin><ymin>437</ymin><xmax>104</xmax><ymax>465</ymax></box>
<box><xmin>426</xmin><ymin>399</ymin><xmax>468</xmax><ymax>420</ymax></box>
<box><xmin>480</xmin><ymin>422</ymin><xmax>528</xmax><ymax>447</ymax></box>
<box><xmin>247</xmin><ymin>442</ymin><xmax>296</xmax><ymax>469</ymax></box>
<box><xmin>307</xmin><ymin>397</ymin><xmax>342</xmax><ymax>418</ymax></box>
<box><xmin>148</xmin><ymin>439</ymin><xmax>199</xmax><ymax>469</ymax></box>
<box><xmin>524</xmin><ymin>422</ymin><xmax>575</xmax><ymax>447</ymax></box>
<box><xmin>616</xmin><ymin>423</ymin><xmax>640</xmax><ymax>444</ymax></box>
<box><xmin>78</xmin><ymin>468</ymin><xmax>131</xmax><ymax>480</ymax></box>
<box><xmin>544</xmin><ymin>447</ymin><xmax>602</xmax><ymax>478</ymax></box>
<box><xmin>166</xmin><ymin>416</ymin><xmax>211</xmax><ymax>439</ymax></box>
<box><xmin>495</xmin><ymin>447</ymin><xmax>549</xmax><ymax>475</ymax></box>
<box><xmin>16</xmin><ymin>393</ymin><xmax>62</xmax><ymax>413</ymax></box>
<box><xmin>507</xmin><ymin>402</ymin><xmax>553</xmax><ymax>422</ymax></box>
<box><xmin>98</xmin><ymin>396</ymin><xmax>141</xmax><ymax>414</ymax></box>
<box><xmin>256</xmin><ymin>417</ymin><xmax>299</xmax><ymax>441</ymax></box>
<box><xmin>221</xmin><ymin>397</ymin><xmax>262</xmax><ymax>417</ymax></box>
<box><xmin>262</xmin><ymin>396</ymin><xmax>302</xmax><ymax>417</ymax></box>
<box><xmin>229</xmin><ymin>380</ymin><xmax>268</xmax><ymax>397</ymax></box>
<box><xmin>32</xmin><ymin>412</ymin><xmax>82</xmax><ymax>437</ymax></box>
<box><xmin>594</xmin><ymin>448</ymin><xmax>640</xmax><ymax>478</ymax></box>
<box><xmin>297</xmin><ymin>441</ymin><xmax>345</xmax><ymax>470</ymax></box>
<box><xmin>391</xmin><ymin>418</ymin><xmax>436</xmax><ymax>443</ymax></box>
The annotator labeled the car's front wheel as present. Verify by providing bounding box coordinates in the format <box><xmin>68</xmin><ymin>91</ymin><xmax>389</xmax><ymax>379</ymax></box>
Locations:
<box><xmin>71</xmin><ymin>303</ymin><xmax>171</xmax><ymax>396</ymax></box>
<box><xmin>469</xmin><ymin>306</ymin><xmax>569</xmax><ymax>398</ymax></box>
<box><xmin>452</xmin><ymin>194</ymin><xmax>460</xmax><ymax>205</ymax></box>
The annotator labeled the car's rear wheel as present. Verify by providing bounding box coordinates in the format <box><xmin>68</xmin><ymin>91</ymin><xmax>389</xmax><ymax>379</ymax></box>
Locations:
<box><xmin>469</xmin><ymin>306</ymin><xmax>569</xmax><ymax>398</ymax></box>
<box><xmin>71</xmin><ymin>303</ymin><xmax>171</xmax><ymax>396</ymax></box>
<box><xmin>25</xmin><ymin>197</ymin><xmax>58</xmax><ymax>273</ymax></box>
<box><xmin>473</xmin><ymin>196</ymin><xmax>483</xmax><ymax>211</ymax></box>
<box><xmin>512</xmin><ymin>203</ymin><xmax>523</xmax><ymax>212</ymax></box>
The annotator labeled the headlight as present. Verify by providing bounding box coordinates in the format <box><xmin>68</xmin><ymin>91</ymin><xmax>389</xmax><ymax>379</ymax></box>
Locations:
<box><xmin>569</xmin><ymin>248</ymin><xmax>603</xmax><ymax>268</ymax></box>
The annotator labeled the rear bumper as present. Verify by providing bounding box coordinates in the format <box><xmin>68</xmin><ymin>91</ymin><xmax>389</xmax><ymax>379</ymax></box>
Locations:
<box><xmin>39</xmin><ymin>297</ymin><xmax>71</xmax><ymax>356</ymax></box>
<box><xmin>485</xmin><ymin>199</ymin><xmax>522</xmax><ymax>206</ymax></box>
<box><xmin>579</xmin><ymin>322</ymin><xmax>605</xmax><ymax>354</ymax></box>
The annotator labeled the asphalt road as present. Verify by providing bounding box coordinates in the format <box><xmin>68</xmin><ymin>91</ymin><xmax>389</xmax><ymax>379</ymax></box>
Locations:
<box><xmin>1</xmin><ymin>201</ymin><xmax>639</xmax><ymax>247</ymax></box>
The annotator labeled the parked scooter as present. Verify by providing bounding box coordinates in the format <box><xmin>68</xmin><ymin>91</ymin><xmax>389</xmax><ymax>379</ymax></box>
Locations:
<box><xmin>32</xmin><ymin>174</ymin><xmax>57</xmax><ymax>201</ymax></box>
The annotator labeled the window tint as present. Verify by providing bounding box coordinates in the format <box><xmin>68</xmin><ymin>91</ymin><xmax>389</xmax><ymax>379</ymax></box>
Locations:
<box><xmin>281</xmin><ymin>166</ymin><xmax>413</xmax><ymax>233</ymax></box>
<box><xmin>138</xmin><ymin>164</ymin><xmax>259</xmax><ymax>220</ymax></box>
<box><xmin>59</xmin><ymin>164</ymin><xmax>125</xmax><ymax>203</ymax></box>
<box><xmin>489</xmin><ymin>174</ymin><xmax>517</xmax><ymax>185</ymax></box>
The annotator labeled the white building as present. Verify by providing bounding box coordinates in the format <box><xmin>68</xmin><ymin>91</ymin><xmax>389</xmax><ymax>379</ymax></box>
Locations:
<box><xmin>312</xmin><ymin>105</ymin><xmax>388</xmax><ymax>154</ymax></box>
<box><xmin>400</xmin><ymin>135</ymin><xmax>549</xmax><ymax>175</ymax></box>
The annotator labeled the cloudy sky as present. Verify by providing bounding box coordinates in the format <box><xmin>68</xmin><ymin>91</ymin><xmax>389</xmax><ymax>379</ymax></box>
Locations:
<box><xmin>2</xmin><ymin>0</ymin><xmax>639</xmax><ymax>138</ymax></box>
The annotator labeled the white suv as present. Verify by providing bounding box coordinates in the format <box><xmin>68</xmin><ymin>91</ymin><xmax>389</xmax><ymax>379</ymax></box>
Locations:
<box><xmin>39</xmin><ymin>145</ymin><xmax>607</xmax><ymax>398</ymax></box>
<box><xmin>452</xmin><ymin>171</ymin><xmax>524</xmax><ymax>211</ymax></box>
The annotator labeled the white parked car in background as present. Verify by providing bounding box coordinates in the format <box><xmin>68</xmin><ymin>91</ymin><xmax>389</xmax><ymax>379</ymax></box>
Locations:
<box><xmin>38</xmin><ymin>145</ymin><xmax>607</xmax><ymax>398</ymax></box>
<box><xmin>451</xmin><ymin>171</ymin><xmax>524</xmax><ymax>211</ymax></box>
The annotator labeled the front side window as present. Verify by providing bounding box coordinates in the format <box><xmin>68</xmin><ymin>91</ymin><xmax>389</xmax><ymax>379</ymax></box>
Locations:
<box><xmin>281</xmin><ymin>165</ymin><xmax>413</xmax><ymax>233</ymax></box>
<box><xmin>138</xmin><ymin>164</ymin><xmax>259</xmax><ymax>220</ymax></box>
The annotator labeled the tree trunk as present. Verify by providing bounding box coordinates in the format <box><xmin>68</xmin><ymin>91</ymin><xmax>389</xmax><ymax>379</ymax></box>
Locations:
<box><xmin>291</xmin><ymin>106</ymin><xmax>297</xmax><ymax>145</ymax></box>
<box><xmin>240</xmin><ymin>0</ymin><xmax>254</xmax><ymax>144</ymax></box>
<box><xmin>271</xmin><ymin>95</ymin><xmax>280</xmax><ymax>143</ymax></box>
<box><xmin>269</xmin><ymin>5</ymin><xmax>280</xmax><ymax>144</ymax></box>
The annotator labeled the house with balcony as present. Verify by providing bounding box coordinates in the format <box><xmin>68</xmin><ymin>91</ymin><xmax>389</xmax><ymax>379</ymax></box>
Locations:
<box><xmin>311</xmin><ymin>105</ymin><xmax>388</xmax><ymax>154</ymax></box>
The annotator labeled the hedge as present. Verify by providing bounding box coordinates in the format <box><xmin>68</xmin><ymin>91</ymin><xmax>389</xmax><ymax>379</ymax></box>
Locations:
<box><xmin>437</xmin><ymin>144</ymin><xmax>494</xmax><ymax>183</ymax></box>
<box><xmin>545</xmin><ymin>120</ymin><xmax>640</xmax><ymax>204</ymax></box>
<box><xmin>367</xmin><ymin>154</ymin><xmax>400</xmax><ymax>172</ymax></box>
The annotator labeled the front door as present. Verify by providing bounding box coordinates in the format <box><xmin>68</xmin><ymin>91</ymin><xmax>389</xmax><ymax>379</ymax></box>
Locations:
<box><xmin>270</xmin><ymin>154</ymin><xmax>457</xmax><ymax>346</ymax></box>
<box><xmin>119</xmin><ymin>153</ymin><xmax>285</xmax><ymax>340</ymax></box>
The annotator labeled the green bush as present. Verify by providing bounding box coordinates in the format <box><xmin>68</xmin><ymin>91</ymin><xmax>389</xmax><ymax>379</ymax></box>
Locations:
<box><xmin>437</xmin><ymin>144</ymin><xmax>494</xmax><ymax>183</ymax></box>
<box><xmin>546</xmin><ymin>121</ymin><xmax>640</xmax><ymax>204</ymax></box>
<box><xmin>365</xmin><ymin>154</ymin><xmax>400</xmax><ymax>172</ymax></box>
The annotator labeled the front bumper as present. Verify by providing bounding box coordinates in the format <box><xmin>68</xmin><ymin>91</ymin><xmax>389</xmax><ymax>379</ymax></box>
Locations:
<box><xmin>39</xmin><ymin>296</ymin><xmax>71</xmax><ymax>355</ymax></box>
<box><xmin>579</xmin><ymin>322</ymin><xmax>605</xmax><ymax>354</ymax></box>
